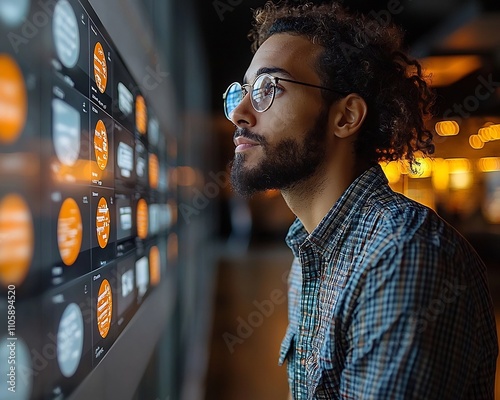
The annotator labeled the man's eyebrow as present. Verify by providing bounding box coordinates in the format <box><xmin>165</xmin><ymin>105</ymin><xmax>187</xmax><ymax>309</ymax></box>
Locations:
<box><xmin>243</xmin><ymin>66</ymin><xmax>293</xmax><ymax>84</ymax></box>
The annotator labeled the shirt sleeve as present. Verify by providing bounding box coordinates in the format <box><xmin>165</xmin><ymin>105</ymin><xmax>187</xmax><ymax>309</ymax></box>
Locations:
<box><xmin>338</xmin><ymin>236</ymin><xmax>498</xmax><ymax>400</ymax></box>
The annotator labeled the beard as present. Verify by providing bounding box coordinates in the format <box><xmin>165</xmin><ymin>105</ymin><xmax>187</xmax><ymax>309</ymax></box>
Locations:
<box><xmin>230</xmin><ymin>108</ymin><xmax>328</xmax><ymax>198</ymax></box>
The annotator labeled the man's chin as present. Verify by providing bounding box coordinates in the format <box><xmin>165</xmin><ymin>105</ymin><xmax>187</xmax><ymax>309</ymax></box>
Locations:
<box><xmin>230</xmin><ymin>173</ymin><xmax>261</xmax><ymax>198</ymax></box>
<box><xmin>230</xmin><ymin>159</ymin><xmax>264</xmax><ymax>198</ymax></box>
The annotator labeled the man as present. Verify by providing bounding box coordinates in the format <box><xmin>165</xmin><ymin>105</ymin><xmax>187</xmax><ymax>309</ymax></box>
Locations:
<box><xmin>223</xmin><ymin>2</ymin><xmax>498</xmax><ymax>399</ymax></box>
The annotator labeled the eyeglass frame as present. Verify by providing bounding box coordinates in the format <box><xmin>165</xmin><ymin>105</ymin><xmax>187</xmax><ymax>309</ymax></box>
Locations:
<box><xmin>222</xmin><ymin>72</ymin><xmax>346</xmax><ymax>120</ymax></box>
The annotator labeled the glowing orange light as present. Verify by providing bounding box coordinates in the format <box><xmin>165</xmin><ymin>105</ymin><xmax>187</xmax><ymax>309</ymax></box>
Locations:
<box><xmin>96</xmin><ymin>197</ymin><xmax>110</xmax><ymax>249</ymax></box>
<box><xmin>469</xmin><ymin>135</ymin><xmax>484</xmax><ymax>149</ymax></box>
<box><xmin>449</xmin><ymin>172</ymin><xmax>473</xmax><ymax>190</ymax></box>
<box><xmin>431</xmin><ymin>158</ymin><xmax>449</xmax><ymax>191</ymax></box>
<box><xmin>397</xmin><ymin>160</ymin><xmax>410</xmax><ymax>175</ymax></box>
<box><xmin>263</xmin><ymin>189</ymin><xmax>281</xmax><ymax>198</ymax></box>
<box><xmin>137</xmin><ymin>198</ymin><xmax>148</xmax><ymax>240</ymax></box>
<box><xmin>446</xmin><ymin>158</ymin><xmax>471</xmax><ymax>173</ymax></box>
<box><xmin>380</xmin><ymin>161</ymin><xmax>401</xmax><ymax>184</ymax></box>
<box><xmin>0</xmin><ymin>54</ymin><xmax>27</xmax><ymax>144</ymax></box>
<box><xmin>408</xmin><ymin>158</ymin><xmax>432</xmax><ymax>178</ymax></box>
<box><xmin>173</xmin><ymin>166</ymin><xmax>198</xmax><ymax>187</ymax></box>
<box><xmin>478</xmin><ymin>157</ymin><xmax>500</xmax><ymax>172</ymax></box>
<box><xmin>149</xmin><ymin>153</ymin><xmax>159</xmax><ymax>189</ymax></box>
<box><xmin>435</xmin><ymin>121</ymin><xmax>459</xmax><ymax>136</ymax></box>
<box><xmin>97</xmin><ymin>279</ymin><xmax>112</xmax><ymax>338</ymax></box>
<box><xmin>0</xmin><ymin>194</ymin><xmax>33</xmax><ymax>287</ymax></box>
<box><xmin>149</xmin><ymin>246</ymin><xmax>160</xmax><ymax>286</ymax></box>
<box><xmin>489</xmin><ymin>124</ymin><xmax>500</xmax><ymax>140</ymax></box>
<box><xmin>447</xmin><ymin>158</ymin><xmax>472</xmax><ymax>190</ymax></box>
<box><xmin>93</xmin><ymin>42</ymin><xmax>107</xmax><ymax>93</ymax></box>
<box><xmin>57</xmin><ymin>198</ymin><xmax>82</xmax><ymax>266</ymax></box>
<box><xmin>420</xmin><ymin>55</ymin><xmax>482</xmax><ymax>87</ymax></box>
<box><xmin>93</xmin><ymin>119</ymin><xmax>108</xmax><ymax>170</ymax></box>
<box><xmin>136</xmin><ymin>95</ymin><xmax>147</xmax><ymax>135</ymax></box>
<box><xmin>478</xmin><ymin>127</ymin><xmax>494</xmax><ymax>142</ymax></box>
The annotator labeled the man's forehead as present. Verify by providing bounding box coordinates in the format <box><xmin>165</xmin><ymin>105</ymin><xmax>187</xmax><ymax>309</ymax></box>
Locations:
<box><xmin>244</xmin><ymin>33</ymin><xmax>323</xmax><ymax>83</ymax></box>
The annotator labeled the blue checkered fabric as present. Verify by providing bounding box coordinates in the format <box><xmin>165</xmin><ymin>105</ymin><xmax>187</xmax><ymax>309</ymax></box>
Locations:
<box><xmin>280</xmin><ymin>165</ymin><xmax>498</xmax><ymax>399</ymax></box>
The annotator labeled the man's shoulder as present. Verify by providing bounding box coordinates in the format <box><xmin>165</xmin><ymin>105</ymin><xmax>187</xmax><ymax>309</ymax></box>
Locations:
<box><xmin>344</xmin><ymin>166</ymin><xmax>439</xmax><ymax>237</ymax></box>
<box><xmin>354</xmin><ymin>186</ymin><xmax>478</xmax><ymax>264</ymax></box>
<box><xmin>338</xmin><ymin>187</ymin><xmax>488</xmax><ymax>314</ymax></box>
<box><xmin>357</xmin><ymin>186</ymin><xmax>438</xmax><ymax>240</ymax></box>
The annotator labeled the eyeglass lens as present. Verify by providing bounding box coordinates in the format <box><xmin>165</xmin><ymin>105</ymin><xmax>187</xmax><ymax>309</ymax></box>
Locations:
<box><xmin>224</xmin><ymin>74</ymin><xmax>276</xmax><ymax>119</ymax></box>
<box><xmin>224</xmin><ymin>83</ymin><xmax>243</xmax><ymax>119</ymax></box>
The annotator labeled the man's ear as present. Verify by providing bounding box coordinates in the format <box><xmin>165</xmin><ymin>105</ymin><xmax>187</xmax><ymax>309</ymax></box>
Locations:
<box><xmin>328</xmin><ymin>94</ymin><xmax>368</xmax><ymax>139</ymax></box>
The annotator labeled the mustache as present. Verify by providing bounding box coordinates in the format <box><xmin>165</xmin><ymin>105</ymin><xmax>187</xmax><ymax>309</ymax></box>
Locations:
<box><xmin>233</xmin><ymin>128</ymin><xmax>265</xmax><ymax>144</ymax></box>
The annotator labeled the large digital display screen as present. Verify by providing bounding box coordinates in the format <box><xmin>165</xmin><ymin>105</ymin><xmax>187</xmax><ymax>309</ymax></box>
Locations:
<box><xmin>0</xmin><ymin>0</ymin><xmax>176</xmax><ymax>398</ymax></box>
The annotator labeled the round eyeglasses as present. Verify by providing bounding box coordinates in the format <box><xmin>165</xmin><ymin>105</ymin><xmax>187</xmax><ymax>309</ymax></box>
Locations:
<box><xmin>222</xmin><ymin>72</ymin><xmax>344</xmax><ymax>120</ymax></box>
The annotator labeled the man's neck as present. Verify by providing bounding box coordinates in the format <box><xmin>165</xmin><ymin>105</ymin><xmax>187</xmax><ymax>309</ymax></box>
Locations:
<box><xmin>281</xmin><ymin>158</ymin><xmax>368</xmax><ymax>234</ymax></box>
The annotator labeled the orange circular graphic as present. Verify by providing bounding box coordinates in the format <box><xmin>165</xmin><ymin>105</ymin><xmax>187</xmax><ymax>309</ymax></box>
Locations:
<box><xmin>97</xmin><ymin>279</ymin><xmax>112</xmax><ymax>338</ymax></box>
<box><xmin>0</xmin><ymin>54</ymin><xmax>27</xmax><ymax>144</ymax></box>
<box><xmin>96</xmin><ymin>197</ymin><xmax>110</xmax><ymax>248</ymax></box>
<box><xmin>0</xmin><ymin>194</ymin><xmax>33</xmax><ymax>287</ymax></box>
<box><xmin>135</xmin><ymin>95</ymin><xmax>147</xmax><ymax>135</ymax></box>
<box><xmin>93</xmin><ymin>42</ymin><xmax>107</xmax><ymax>93</ymax></box>
<box><xmin>57</xmin><ymin>198</ymin><xmax>82</xmax><ymax>266</ymax></box>
<box><xmin>149</xmin><ymin>246</ymin><xmax>160</xmax><ymax>286</ymax></box>
<box><xmin>94</xmin><ymin>119</ymin><xmax>108</xmax><ymax>170</ymax></box>
<box><xmin>136</xmin><ymin>198</ymin><xmax>148</xmax><ymax>240</ymax></box>
<box><xmin>149</xmin><ymin>154</ymin><xmax>159</xmax><ymax>189</ymax></box>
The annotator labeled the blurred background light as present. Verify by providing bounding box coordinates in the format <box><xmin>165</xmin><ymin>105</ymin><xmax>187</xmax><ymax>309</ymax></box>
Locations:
<box><xmin>435</xmin><ymin>120</ymin><xmax>460</xmax><ymax>136</ymax></box>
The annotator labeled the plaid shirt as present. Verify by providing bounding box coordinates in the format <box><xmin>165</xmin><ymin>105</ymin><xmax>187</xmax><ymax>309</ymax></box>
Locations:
<box><xmin>280</xmin><ymin>165</ymin><xmax>498</xmax><ymax>399</ymax></box>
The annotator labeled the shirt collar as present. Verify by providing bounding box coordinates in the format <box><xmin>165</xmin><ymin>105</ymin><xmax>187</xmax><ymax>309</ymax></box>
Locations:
<box><xmin>285</xmin><ymin>165</ymin><xmax>388</xmax><ymax>258</ymax></box>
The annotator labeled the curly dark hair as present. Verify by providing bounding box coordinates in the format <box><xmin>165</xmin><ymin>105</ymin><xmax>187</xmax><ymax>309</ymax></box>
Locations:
<box><xmin>248</xmin><ymin>1</ymin><xmax>435</xmax><ymax>167</ymax></box>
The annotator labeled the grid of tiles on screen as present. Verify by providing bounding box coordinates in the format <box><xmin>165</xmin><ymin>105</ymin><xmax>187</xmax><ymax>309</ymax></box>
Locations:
<box><xmin>0</xmin><ymin>0</ymin><xmax>177</xmax><ymax>398</ymax></box>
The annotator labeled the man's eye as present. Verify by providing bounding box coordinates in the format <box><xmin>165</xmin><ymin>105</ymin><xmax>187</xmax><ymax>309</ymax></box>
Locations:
<box><xmin>273</xmin><ymin>85</ymin><xmax>284</xmax><ymax>95</ymax></box>
<box><xmin>261</xmin><ymin>82</ymin><xmax>275</xmax><ymax>97</ymax></box>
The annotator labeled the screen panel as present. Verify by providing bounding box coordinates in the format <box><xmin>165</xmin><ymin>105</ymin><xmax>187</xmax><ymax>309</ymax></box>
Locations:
<box><xmin>0</xmin><ymin>1</ymin><xmax>176</xmax><ymax>398</ymax></box>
